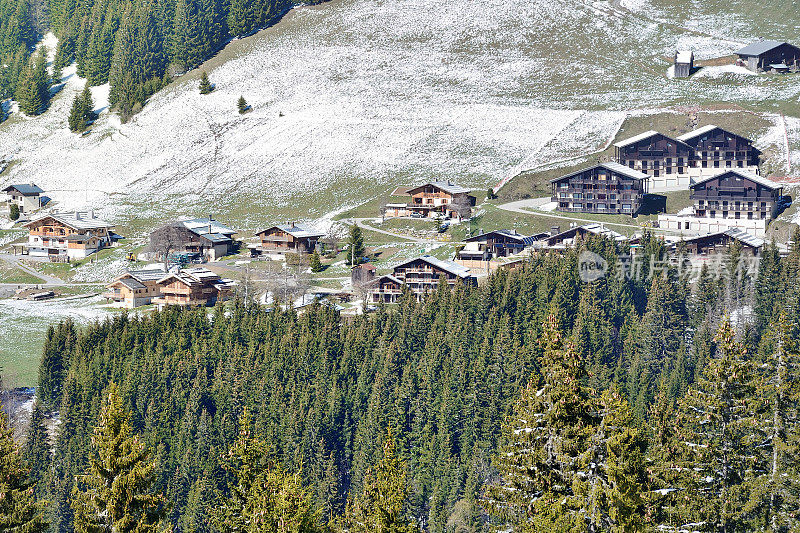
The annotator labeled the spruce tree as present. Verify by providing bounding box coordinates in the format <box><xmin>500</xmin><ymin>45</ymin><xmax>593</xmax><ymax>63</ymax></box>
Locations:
<box><xmin>24</xmin><ymin>402</ymin><xmax>51</xmax><ymax>496</ymax></box>
<box><xmin>0</xmin><ymin>403</ymin><xmax>49</xmax><ymax>533</ymax></box>
<box><xmin>72</xmin><ymin>383</ymin><xmax>167</xmax><ymax>533</ymax></box>
<box><xmin>346</xmin><ymin>224</ymin><xmax>365</xmax><ymax>266</ymax></box>
<box><xmin>237</xmin><ymin>95</ymin><xmax>248</xmax><ymax>114</ymax></box>
<box><xmin>68</xmin><ymin>89</ymin><xmax>88</xmax><ymax>132</ymax></box>
<box><xmin>339</xmin><ymin>429</ymin><xmax>418</xmax><ymax>533</ymax></box>
<box><xmin>215</xmin><ymin>411</ymin><xmax>322</xmax><ymax>533</ymax></box>
<box><xmin>673</xmin><ymin>319</ymin><xmax>760</xmax><ymax>532</ymax></box>
<box><xmin>9</xmin><ymin>204</ymin><xmax>20</xmax><ymax>221</ymax></box>
<box><xmin>310</xmin><ymin>250</ymin><xmax>323</xmax><ymax>273</ymax></box>
<box><xmin>482</xmin><ymin>315</ymin><xmax>596</xmax><ymax>530</ymax></box>
<box><xmin>198</xmin><ymin>71</ymin><xmax>212</xmax><ymax>94</ymax></box>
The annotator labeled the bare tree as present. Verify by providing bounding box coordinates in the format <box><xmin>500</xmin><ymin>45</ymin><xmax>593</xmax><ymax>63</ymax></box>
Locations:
<box><xmin>449</xmin><ymin>195</ymin><xmax>473</xmax><ymax>221</ymax></box>
<box><xmin>148</xmin><ymin>223</ymin><xmax>190</xmax><ymax>271</ymax></box>
<box><xmin>324</xmin><ymin>222</ymin><xmax>347</xmax><ymax>255</ymax></box>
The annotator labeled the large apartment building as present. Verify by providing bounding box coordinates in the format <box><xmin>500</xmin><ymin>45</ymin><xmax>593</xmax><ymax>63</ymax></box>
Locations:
<box><xmin>690</xmin><ymin>170</ymin><xmax>782</xmax><ymax>222</ymax></box>
<box><xmin>551</xmin><ymin>162</ymin><xmax>649</xmax><ymax>215</ymax></box>
<box><xmin>614</xmin><ymin>125</ymin><xmax>761</xmax><ymax>191</ymax></box>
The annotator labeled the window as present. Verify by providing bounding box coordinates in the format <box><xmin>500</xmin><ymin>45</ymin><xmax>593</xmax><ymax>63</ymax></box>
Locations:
<box><xmin>622</xmin><ymin>204</ymin><xmax>632</xmax><ymax>210</ymax></box>
<box><xmin>710</xmin><ymin>211</ymin><xmax>716</xmax><ymax>218</ymax></box>
<box><xmin>597</xmin><ymin>203</ymin><xmax>607</xmax><ymax>210</ymax></box>
<box><xmin>610</xmin><ymin>194</ymin><xmax>616</xmax><ymax>200</ymax></box>
<box><xmin>573</xmin><ymin>203</ymin><xmax>583</xmax><ymax>209</ymax></box>
<box><xmin>685</xmin><ymin>222</ymin><xmax>690</xmax><ymax>229</ymax></box>
<box><xmin>735</xmin><ymin>211</ymin><xmax>740</xmax><ymax>219</ymax></box>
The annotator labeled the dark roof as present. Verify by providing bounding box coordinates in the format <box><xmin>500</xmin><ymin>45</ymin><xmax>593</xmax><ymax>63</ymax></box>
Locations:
<box><xmin>465</xmin><ymin>229</ymin><xmax>536</xmax><ymax>245</ymax></box>
<box><xmin>394</xmin><ymin>255</ymin><xmax>473</xmax><ymax>279</ymax></box>
<box><xmin>3</xmin><ymin>184</ymin><xmax>43</xmax><ymax>195</ymax></box>
<box><xmin>352</xmin><ymin>263</ymin><xmax>377</xmax><ymax>271</ymax></box>
<box><xmin>736</xmin><ymin>40</ymin><xmax>796</xmax><ymax>57</ymax></box>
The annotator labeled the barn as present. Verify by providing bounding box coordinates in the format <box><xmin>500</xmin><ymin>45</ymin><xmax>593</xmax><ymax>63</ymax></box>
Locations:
<box><xmin>674</xmin><ymin>50</ymin><xmax>694</xmax><ymax>78</ymax></box>
<box><xmin>736</xmin><ymin>40</ymin><xmax>800</xmax><ymax>72</ymax></box>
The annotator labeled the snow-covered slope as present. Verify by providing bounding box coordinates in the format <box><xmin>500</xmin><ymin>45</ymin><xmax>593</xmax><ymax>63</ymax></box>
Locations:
<box><xmin>0</xmin><ymin>0</ymin><xmax>798</xmax><ymax>231</ymax></box>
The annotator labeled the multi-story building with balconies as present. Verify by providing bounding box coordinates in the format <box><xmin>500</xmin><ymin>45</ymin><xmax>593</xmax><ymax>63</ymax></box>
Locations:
<box><xmin>614</xmin><ymin>131</ymin><xmax>694</xmax><ymax>189</ymax></box>
<box><xmin>690</xmin><ymin>170</ymin><xmax>782</xmax><ymax>222</ymax></box>
<box><xmin>677</xmin><ymin>125</ymin><xmax>761</xmax><ymax>176</ymax></box>
<box><xmin>550</xmin><ymin>162</ymin><xmax>649</xmax><ymax>215</ymax></box>
<box><xmin>367</xmin><ymin>255</ymin><xmax>476</xmax><ymax>304</ymax></box>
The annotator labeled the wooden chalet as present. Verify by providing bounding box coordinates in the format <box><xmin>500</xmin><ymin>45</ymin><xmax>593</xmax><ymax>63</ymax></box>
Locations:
<box><xmin>615</xmin><ymin>131</ymin><xmax>693</xmax><ymax>188</ymax></box>
<box><xmin>675</xmin><ymin>228</ymin><xmax>763</xmax><ymax>256</ymax></box>
<box><xmin>149</xmin><ymin>217</ymin><xmax>237</xmax><ymax>262</ymax></box>
<box><xmin>103</xmin><ymin>268</ymin><xmax>166</xmax><ymax>308</ymax></box>
<box><xmin>736</xmin><ymin>40</ymin><xmax>800</xmax><ymax>72</ymax></box>
<box><xmin>676</xmin><ymin>125</ymin><xmax>761</xmax><ymax>174</ymax></box>
<box><xmin>383</xmin><ymin>181</ymin><xmax>476</xmax><ymax>219</ymax></box>
<box><xmin>3</xmin><ymin>183</ymin><xmax>44</xmax><ymax>215</ymax></box>
<box><xmin>690</xmin><ymin>170</ymin><xmax>782</xmax><ymax>222</ymax></box>
<box><xmin>542</xmin><ymin>224</ymin><xmax>627</xmax><ymax>249</ymax></box>
<box><xmin>674</xmin><ymin>50</ymin><xmax>694</xmax><ymax>78</ymax></box>
<box><xmin>551</xmin><ymin>163</ymin><xmax>648</xmax><ymax>215</ymax></box>
<box><xmin>460</xmin><ymin>230</ymin><xmax>535</xmax><ymax>261</ymax></box>
<box><xmin>367</xmin><ymin>255</ymin><xmax>475</xmax><ymax>304</ymax></box>
<box><xmin>22</xmin><ymin>211</ymin><xmax>116</xmax><ymax>259</ymax></box>
<box><xmin>152</xmin><ymin>267</ymin><xmax>234</xmax><ymax>308</ymax></box>
<box><xmin>252</xmin><ymin>222</ymin><xmax>323</xmax><ymax>255</ymax></box>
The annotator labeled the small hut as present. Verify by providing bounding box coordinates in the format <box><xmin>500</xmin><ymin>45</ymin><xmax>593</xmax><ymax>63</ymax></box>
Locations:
<box><xmin>674</xmin><ymin>50</ymin><xmax>694</xmax><ymax>78</ymax></box>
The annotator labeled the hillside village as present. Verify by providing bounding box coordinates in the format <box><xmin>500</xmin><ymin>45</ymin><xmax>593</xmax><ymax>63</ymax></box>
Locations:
<box><xmin>0</xmin><ymin>119</ymin><xmax>792</xmax><ymax>324</ymax></box>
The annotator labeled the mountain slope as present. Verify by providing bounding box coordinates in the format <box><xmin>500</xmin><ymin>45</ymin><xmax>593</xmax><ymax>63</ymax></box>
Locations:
<box><xmin>0</xmin><ymin>0</ymin><xmax>798</xmax><ymax>233</ymax></box>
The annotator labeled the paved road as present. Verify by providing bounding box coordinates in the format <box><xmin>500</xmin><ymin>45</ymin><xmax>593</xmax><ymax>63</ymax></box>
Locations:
<box><xmin>0</xmin><ymin>253</ymin><xmax>66</xmax><ymax>285</ymax></box>
<box><xmin>495</xmin><ymin>198</ymin><xmax>678</xmax><ymax>233</ymax></box>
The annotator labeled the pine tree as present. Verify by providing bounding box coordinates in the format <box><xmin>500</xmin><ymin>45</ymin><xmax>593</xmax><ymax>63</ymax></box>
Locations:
<box><xmin>68</xmin><ymin>89</ymin><xmax>88</xmax><ymax>131</ymax></box>
<box><xmin>9</xmin><ymin>203</ymin><xmax>20</xmax><ymax>221</ymax></box>
<box><xmin>72</xmin><ymin>383</ymin><xmax>167</xmax><ymax>533</ymax></box>
<box><xmin>673</xmin><ymin>319</ymin><xmax>760</xmax><ymax>532</ymax></box>
<box><xmin>198</xmin><ymin>71</ymin><xmax>212</xmax><ymax>94</ymax></box>
<box><xmin>338</xmin><ymin>429</ymin><xmax>418</xmax><ymax>533</ymax></box>
<box><xmin>0</xmin><ymin>403</ymin><xmax>49</xmax><ymax>533</ymax></box>
<box><xmin>24</xmin><ymin>401</ymin><xmax>51</xmax><ymax>496</ymax></box>
<box><xmin>482</xmin><ymin>315</ymin><xmax>596</xmax><ymax>530</ymax></box>
<box><xmin>215</xmin><ymin>411</ymin><xmax>322</xmax><ymax>533</ymax></box>
<box><xmin>310</xmin><ymin>250</ymin><xmax>323</xmax><ymax>273</ymax></box>
<box><xmin>237</xmin><ymin>95</ymin><xmax>248</xmax><ymax>114</ymax></box>
<box><xmin>345</xmin><ymin>224</ymin><xmax>365</xmax><ymax>266</ymax></box>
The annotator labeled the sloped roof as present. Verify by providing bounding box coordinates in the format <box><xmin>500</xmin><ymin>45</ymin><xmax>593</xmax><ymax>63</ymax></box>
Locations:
<box><xmin>736</xmin><ymin>40</ymin><xmax>793</xmax><ymax>57</ymax></box>
<box><xmin>614</xmin><ymin>130</ymin><xmax>690</xmax><ymax>149</ymax></box>
<box><xmin>677</xmin><ymin>228</ymin><xmax>764</xmax><ymax>250</ymax></box>
<box><xmin>24</xmin><ymin>212</ymin><xmax>113</xmax><ymax>231</ymax></box>
<box><xmin>407</xmin><ymin>181</ymin><xmax>472</xmax><ymax>195</ymax></box>
<box><xmin>691</xmin><ymin>169</ymin><xmax>781</xmax><ymax>190</ymax></box>
<box><xmin>465</xmin><ymin>229</ymin><xmax>526</xmax><ymax>243</ymax></box>
<box><xmin>124</xmin><ymin>269</ymin><xmax>167</xmax><ymax>282</ymax></box>
<box><xmin>614</xmin><ymin>130</ymin><xmax>661</xmax><ymax>148</ymax></box>
<box><xmin>180</xmin><ymin>217</ymin><xmax>236</xmax><ymax>236</ymax></box>
<box><xmin>3</xmin><ymin>184</ymin><xmax>43</xmax><ymax>195</ymax></box>
<box><xmin>676</xmin><ymin>50</ymin><xmax>693</xmax><ymax>64</ymax></box>
<box><xmin>257</xmin><ymin>223</ymin><xmax>324</xmax><ymax>239</ymax></box>
<box><xmin>676</xmin><ymin>124</ymin><xmax>723</xmax><ymax>142</ymax></box>
<box><xmin>158</xmin><ymin>267</ymin><xmax>221</xmax><ymax>286</ymax></box>
<box><xmin>551</xmin><ymin>162</ymin><xmax>648</xmax><ymax>183</ymax></box>
<box><xmin>548</xmin><ymin>224</ymin><xmax>627</xmax><ymax>244</ymax></box>
<box><xmin>395</xmin><ymin>255</ymin><xmax>473</xmax><ymax>279</ymax></box>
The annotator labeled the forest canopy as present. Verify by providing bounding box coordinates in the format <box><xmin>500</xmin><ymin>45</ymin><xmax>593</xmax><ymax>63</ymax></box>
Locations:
<box><xmin>19</xmin><ymin>231</ymin><xmax>800</xmax><ymax>532</ymax></box>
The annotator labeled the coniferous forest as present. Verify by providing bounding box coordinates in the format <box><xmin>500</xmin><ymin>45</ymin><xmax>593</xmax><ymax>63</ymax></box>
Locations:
<box><xmin>4</xmin><ymin>231</ymin><xmax>800</xmax><ymax>532</ymax></box>
<box><xmin>0</xmin><ymin>0</ymin><xmax>316</xmax><ymax>119</ymax></box>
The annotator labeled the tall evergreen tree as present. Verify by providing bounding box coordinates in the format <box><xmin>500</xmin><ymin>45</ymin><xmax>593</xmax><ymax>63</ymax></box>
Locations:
<box><xmin>338</xmin><ymin>429</ymin><xmax>418</xmax><ymax>533</ymax></box>
<box><xmin>346</xmin><ymin>224</ymin><xmax>365</xmax><ymax>266</ymax></box>
<box><xmin>0</xmin><ymin>403</ymin><xmax>49</xmax><ymax>533</ymax></box>
<box><xmin>198</xmin><ymin>70</ymin><xmax>212</xmax><ymax>94</ymax></box>
<box><xmin>72</xmin><ymin>383</ymin><xmax>168</xmax><ymax>533</ymax></box>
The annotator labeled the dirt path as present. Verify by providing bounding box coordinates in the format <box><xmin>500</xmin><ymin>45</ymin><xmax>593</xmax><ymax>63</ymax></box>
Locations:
<box><xmin>349</xmin><ymin>218</ymin><xmax>441</xmax><ymax>245</ymax></box>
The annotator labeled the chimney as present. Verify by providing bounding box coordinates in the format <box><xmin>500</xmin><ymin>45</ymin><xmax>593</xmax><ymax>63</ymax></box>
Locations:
<box><xmin>75</xmin><ymin>212</ymin><xmax>82</xmax><ymax>221</ymax></box>
<box><xmin>550</xmin><ymin>225</ymin><xmax>560</xmax><ymax>236</ymax></box>
<box><xmin>88</xmin><ymin>209</ymin><xmax>95</xmax><ymax>219</ymax></box>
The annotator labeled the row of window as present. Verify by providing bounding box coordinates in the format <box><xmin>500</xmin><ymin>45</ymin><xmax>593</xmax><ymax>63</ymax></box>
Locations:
<box><xmin>696</xmin><ymin>210</ymin><xmax>768</xmax><ymax>220</ymax></box>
